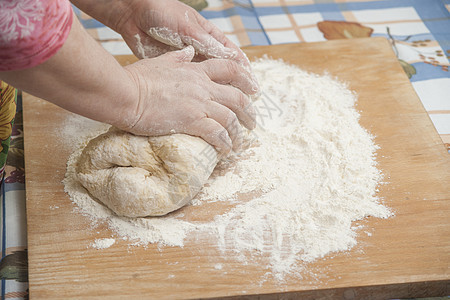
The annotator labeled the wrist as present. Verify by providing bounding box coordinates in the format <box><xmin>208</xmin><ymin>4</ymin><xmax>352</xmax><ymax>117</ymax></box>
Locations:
<box><xmin>71</xmin><ymin>0</ymin><xmax>134</xmax><ymax>33</ymax></box>
<box><xmin>108</xmin><ymin>0</ymin><xmax>136</xmax><ymax>34</ymax></box>
<box><xmin>109</xmin><ymin>66</ymin><xmax>143</xmax><ymax>132</ymax></box>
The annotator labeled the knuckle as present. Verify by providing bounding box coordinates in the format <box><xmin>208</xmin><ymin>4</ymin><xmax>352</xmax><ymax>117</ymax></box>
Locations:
<box><xmin>190</xmin><ymin>85</ymin><xmax>209</xmax><ymax>101</ymax></box>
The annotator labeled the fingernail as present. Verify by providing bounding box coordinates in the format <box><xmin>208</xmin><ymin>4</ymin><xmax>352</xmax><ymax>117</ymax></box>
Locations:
<box><xmin>252</xmin><ymin>83</ymin><xmax>259</xmax><ymax>93</ymax></box>
<box><xmin>251</xmin><ymin>73</ymin><xmax>260</xmax><ymax>93</ymax></box>
<box><xmin>251</xmin><ymin>81</ymin><xmax>260</xmax><ymax>94</ymax></box>
<box><xmin>252</xmin><ymin>89</ymin><xmax>262</xmax><ymax>99</ymax></box>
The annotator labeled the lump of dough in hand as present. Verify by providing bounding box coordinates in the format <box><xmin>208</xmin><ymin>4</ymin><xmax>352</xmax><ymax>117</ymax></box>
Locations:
<box><xmin>76</xmin><ymin>128</ymin><xmax>219</xmax><ymax>217</ymax></box>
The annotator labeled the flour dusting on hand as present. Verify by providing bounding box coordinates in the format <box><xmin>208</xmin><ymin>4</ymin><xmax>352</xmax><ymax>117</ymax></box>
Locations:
<box><xmin>63</xmin><ymin>57</ymin><xmax>392</xmax><ymax>281</ymax></box>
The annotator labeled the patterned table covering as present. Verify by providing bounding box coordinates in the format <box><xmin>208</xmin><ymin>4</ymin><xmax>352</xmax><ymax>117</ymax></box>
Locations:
<box><xmin>1</xmin><ymin>0</ymin><xmax>449</xmax><ymax>299</ymax></box>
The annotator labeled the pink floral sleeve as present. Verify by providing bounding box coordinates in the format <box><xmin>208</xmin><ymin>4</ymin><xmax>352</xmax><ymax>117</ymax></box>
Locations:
<box><xmin>0</xmin><ymin>0</ymin><xmax>73</xmax><ymax>71</ymax></box>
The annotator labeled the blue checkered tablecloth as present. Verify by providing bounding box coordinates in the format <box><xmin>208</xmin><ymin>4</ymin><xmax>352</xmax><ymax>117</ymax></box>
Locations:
<box><xmin>1</xmin><ymin>1</ymin><xmax>449</xmax><ymax>299</ymax></box>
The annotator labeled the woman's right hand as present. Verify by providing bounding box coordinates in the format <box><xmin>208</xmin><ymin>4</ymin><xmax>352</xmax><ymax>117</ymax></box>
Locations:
<box><xmin>120</xmin><ymin>46</ymin><xmax>259</xmax><ymax>155</ymax></box>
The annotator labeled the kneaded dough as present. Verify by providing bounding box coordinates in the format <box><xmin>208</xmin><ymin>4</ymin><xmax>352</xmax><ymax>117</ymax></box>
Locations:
<box><xmin>76</xmin><ymin>128</ymin><xmax>219</xmax><ymax>217</ymax></box>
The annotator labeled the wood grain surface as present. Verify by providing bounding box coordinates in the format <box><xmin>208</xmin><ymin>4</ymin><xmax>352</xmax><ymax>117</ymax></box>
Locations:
<box><xmin>23</xmin><ymin>37</ymin><xmax>449</xmax><ymax>299</ymax></box>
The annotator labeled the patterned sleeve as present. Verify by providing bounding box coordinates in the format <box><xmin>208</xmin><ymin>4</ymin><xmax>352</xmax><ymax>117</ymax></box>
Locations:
<box><xmin>0</xmin><ymin>0</ymin><xmax>73</xmax><ymax>71</ymax></box>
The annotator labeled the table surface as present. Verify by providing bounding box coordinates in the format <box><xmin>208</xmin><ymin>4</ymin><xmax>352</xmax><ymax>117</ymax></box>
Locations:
<box><xmin>1</xmin><ymin>1</ymin><xmax>449</xmax><ymax>299</ymax></box>
<box><xmin>23</xmin><ymin>38</ymin><xmax>450</xmax><ymax>299</ymax></box>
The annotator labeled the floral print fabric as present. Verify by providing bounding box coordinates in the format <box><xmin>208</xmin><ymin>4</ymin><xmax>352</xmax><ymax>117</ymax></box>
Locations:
<box><xmin>0</xmin><ymin>0</ymin><xmax>73</xmax><ymax>71</ymax></box>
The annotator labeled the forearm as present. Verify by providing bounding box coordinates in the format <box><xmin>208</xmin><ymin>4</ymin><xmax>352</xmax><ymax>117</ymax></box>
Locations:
<box><xmin>70</xmin><ymin>0</ymin><xmax>134</xmax><ymax>32</ymax></box>
<box><xmin>0</xmin><ymin>14</ymin><xmax>138</xmax><ymax>130</ymax></box>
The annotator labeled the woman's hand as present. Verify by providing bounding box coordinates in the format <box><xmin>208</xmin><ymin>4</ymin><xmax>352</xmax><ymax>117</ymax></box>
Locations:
<box><xmin>116</xmin><ymin>0</ymin><xmax>251</xmax><ymax>66</ymax></box>
<box><xmin>72</xmin><ymin>0</ymin><xmax>254</xmax><ymax>71</ymax></box>
<box><xmin>121</xmin><ymin>46</ymin><xmax>258</xmax><ymax>154</ymax></box>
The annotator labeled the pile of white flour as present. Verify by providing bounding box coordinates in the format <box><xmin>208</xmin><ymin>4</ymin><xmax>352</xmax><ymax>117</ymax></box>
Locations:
<box><xmin>63</xmin><ymin>57</ymin><xmax>392</xmax><ymax>280</ymax></box>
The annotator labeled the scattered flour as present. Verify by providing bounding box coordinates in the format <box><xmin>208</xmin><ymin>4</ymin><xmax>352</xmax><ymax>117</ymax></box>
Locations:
<box><xmin>63</xmin><ymin>57</ymin><xmax>392</xmax><ymax>281</ymax></box>
<box><xmin>91</xmin><ymin>238</ymin><xmax>116</xmax><ymax>250</ymax></box>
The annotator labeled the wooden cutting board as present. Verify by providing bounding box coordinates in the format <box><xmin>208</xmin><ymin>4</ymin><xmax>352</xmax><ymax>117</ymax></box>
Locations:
<box><xmin>23</xmin><ymin>37</ymin><xmax>449</xmax><ymax>299</ymax></box>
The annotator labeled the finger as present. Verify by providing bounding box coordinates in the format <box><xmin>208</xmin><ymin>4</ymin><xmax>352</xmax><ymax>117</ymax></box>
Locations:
<box><xmin>182</xmin><ymin>32</ymin><xmax>237</xmax><ymax>60</ymax></box>
<box><xmin>191</xmin><ymin>28</ymin><xmax>260</xmax><ymax>95</ymax></box>
<box><xmin>188</xmin><ymin>117</ymin><xmax>232</xmax><ymax>155</ymax></box>
<box><xmin>158</xmin><ymin>45</ymin><xmax>195</xmax><ymax>63</ymax></box>
<box><xmin>194</xmin><ymin>22</ymin><xmax>260</xmax><ymax>94</ymax></box>
<box><xmin>204</xmin><ymin>101</ymin><xmax>245</xmax><ymax>151</ymax></box>
<box><xmin>195</xmin><ymin>14</ymin><xmax>251</xmax><ymax>68</ymax></box>
<box><xmin>201</xmin><ymin>59</ymin><xmax>259</xmax><ymax>95</ymax></box>
<box><xmin>126</xmin><ymin>32</ymin><xmax>175</xmax><ymax>59</ymax></box>
<box><xmin>209</xmin><ymin>84</ymin><xmax>256</xmax><ymax>130</ymax></box>
<box><xmin>193</xmin><ymin>26</ymin><xmax>261</xmax><ymax>94</ymax></box>
<box><xmin>179</xmin><ymin>12</ymin><xmax>237</xmax><ymax>59</ymax></box>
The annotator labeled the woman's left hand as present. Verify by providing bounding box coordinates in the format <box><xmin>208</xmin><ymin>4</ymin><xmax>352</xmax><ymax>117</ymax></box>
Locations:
<box><xmin>114</xmin><ymin>0</ymin><xmax>251</xmax><ymax>67</ymax></box>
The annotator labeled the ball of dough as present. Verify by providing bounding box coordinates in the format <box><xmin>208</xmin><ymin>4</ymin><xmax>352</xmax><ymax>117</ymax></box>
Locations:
<box><xmin>76</xmin><ymin>128</ymin><xmax>219</xmax><ymax>217</ymax></box>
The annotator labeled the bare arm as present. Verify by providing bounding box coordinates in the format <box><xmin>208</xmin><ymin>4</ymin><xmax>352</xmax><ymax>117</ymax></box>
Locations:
<box><xmin>70</xmin><ymin>0</ymin><xmax>131</xmax><ymax>32</ymax></box>
<box><xmin>0</xmin><ymin>12</ymin><xmax>257</xmax><ymax>154</ymax></box>
<box><xmin>0</xmin><ymin>13</ymin><xmax>138</xmax><ymax>130</ymax></box>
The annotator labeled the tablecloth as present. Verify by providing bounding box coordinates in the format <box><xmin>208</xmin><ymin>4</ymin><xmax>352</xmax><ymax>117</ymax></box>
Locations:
<box><xmin>1</xmin><ymin>0</ymin><xmax>449</xmax><ymax>299</ymax></box>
